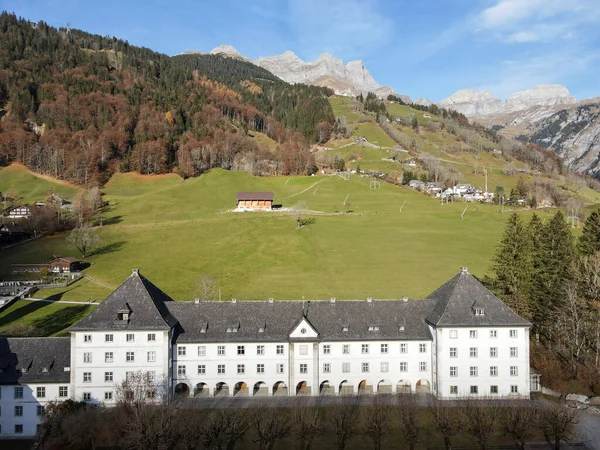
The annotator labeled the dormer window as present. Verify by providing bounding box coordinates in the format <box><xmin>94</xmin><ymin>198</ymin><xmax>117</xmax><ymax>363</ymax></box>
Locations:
<box><xmin>21</xmin><ymin>368</ymin><xmax>27</xmax><ymax>373</ymax></box>
<box><xmin>118</xmin><ymin>309</ymin><xmax>129</xmax><ymax>321</ymax></box>
<box><xmin>42</xmin><ymin>367</ymin><xmax>48</xmax><ymax>373</ymax></box>
<box><xmin>368</xmin><ymin>326</ymin><xmax>380</xmax><ymax>331</ymax></box>
<box><xmin>342</xmin><ymin>325</ymin><xmax>349</xmax><ymax>332</ymax></box>
<box><xmin>258</xmin><ymin>326</ymin><xmax>265</xmax><ymax>333</ymax></box>
<box><xmin>474</xmin><ymin>308</ymin><xmax>485</xmax><ymax>316</ymax></box>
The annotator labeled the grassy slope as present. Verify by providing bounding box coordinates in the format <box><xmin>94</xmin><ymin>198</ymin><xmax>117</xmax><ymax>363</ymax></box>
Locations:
<box><xmin>0</xmin><ymin>163</ymin><xmax>79</xmax><ymax>203</ymax></box>
<box><xmin>0</xmin><ymin>165</ymin><xmax>556</xmax><ymax>304</ymax></box>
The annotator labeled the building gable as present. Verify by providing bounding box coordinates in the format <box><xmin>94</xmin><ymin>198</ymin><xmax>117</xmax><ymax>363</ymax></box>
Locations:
<box><xmin>289</xmin><ymin>317</ymin><xmax>319</xmax><ymax>339</ymax></box>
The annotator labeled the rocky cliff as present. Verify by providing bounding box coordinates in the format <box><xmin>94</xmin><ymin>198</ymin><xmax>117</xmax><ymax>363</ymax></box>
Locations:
<box><xmin>208</xmin><ymin>45</ymin><xmax>401</xmax><ymax>98</ymax></box>
<box><xmin>438</xmin><ymin>89</ymin><xmax>504</xmax><ymax>117</ymax></box>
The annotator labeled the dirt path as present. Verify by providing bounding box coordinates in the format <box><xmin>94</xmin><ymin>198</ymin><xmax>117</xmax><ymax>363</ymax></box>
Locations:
<box><xmin>283</xmin><ymin>179</ymin><xmax>326</xmax><ymax>199</ymax></box>
<box><xmin>6</xmin><ymin>163</ymin><xmax>80</xmax><ymax>189</ymax></box>
<box><xmin>83</xmin><ymin>274</ymin><xmax>116</xmax><ymax>290</ymax></box>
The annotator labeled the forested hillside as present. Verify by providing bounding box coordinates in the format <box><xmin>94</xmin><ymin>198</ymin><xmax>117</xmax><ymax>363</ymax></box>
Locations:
<box><xmin>0</xmin><ymin>13</ymin><xmax>334</xmax><ymax>184</ymax></box>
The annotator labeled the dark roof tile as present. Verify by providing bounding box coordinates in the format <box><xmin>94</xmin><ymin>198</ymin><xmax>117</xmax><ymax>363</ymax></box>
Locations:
<box><xmin>0</xmin><ymin>337</ymin><xmax>70</xmax><ymax>384</ymax></box>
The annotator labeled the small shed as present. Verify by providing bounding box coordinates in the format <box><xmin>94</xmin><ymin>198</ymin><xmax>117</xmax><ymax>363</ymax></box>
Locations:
<box><xmin>236</xmin><ymin>192</ymin><xmax>273</xmax><ymax>210</ymax></box>
<box><xmin>48</xmin><ymin>256</ymin><xmax>81</xmax><ymax>273</ymax></box>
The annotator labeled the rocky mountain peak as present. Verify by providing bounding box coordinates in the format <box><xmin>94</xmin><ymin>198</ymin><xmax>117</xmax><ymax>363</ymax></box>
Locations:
<box><xmin>504</xmin><ymin>84</ymin><xmax>576</xmax><ymax>112</ymax></box>
<box><xmin>209</xmin><ymin>44</ymin><xmax>242</xmax><ymax>57</ymax></box>
<box><xmin>438</xmin><ymin>89</ymin><xmax>503</xmax><ymax>117</ymax></box>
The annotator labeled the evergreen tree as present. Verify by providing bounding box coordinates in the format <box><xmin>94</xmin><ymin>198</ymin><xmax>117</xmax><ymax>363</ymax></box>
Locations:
<box><xmin>490</xmin><ymin>213</ymin><xmax>532</xmax><ymax>318</ymax></box>
<box><xmin>578</xmin><ymin>210</ymin><xmax>600</xmax><ymax>256</ymax></box>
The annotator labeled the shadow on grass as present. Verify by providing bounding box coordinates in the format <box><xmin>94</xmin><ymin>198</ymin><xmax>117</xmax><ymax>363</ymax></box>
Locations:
<box><xmin>45</xmin><ymin>291</ymin><xmax>65</xmax><ymax>301</ymax></box>
<box><xmin>100</xmin><ymin>215</ymin><xmax>122</xmax><ymax>226</ymax></box>
<box><xmin>31</xmin><ymin>304</ymin><xmax>93</xmax><ymax>336</ymax></box>
<box><xmin>0</xmin><ymin>301</ymin><xmax>50</xmax><ymax>328</ymax></box>
<box><xmin>90</xmin><ymin>240</ymin><xmax>126</xmax><ymax>256</ymax></box>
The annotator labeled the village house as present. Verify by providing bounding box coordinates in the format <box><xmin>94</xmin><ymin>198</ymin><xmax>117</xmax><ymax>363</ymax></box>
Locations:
<box><xmin>453</xmin><ymin>184</ymin><xmax>473</xmax><ymax>197</ymax></box>
<box><xmin>0</xmin><ymin>267</ymin><xmax>535</xmax><ymax>438</ymax></box>
<box><xmin>404</xmin><ymin>158</ymin><xmax>417</xmax><ymax>168</ymax></box>
<box><xmin>11</xmin><ymin>256</ymin><xmax>81</xmax><ymax>275</ymax></box>
<box><xmin>5</xmin><ymin>205</ymin><xmax>32</xmax><ymax>220</ymax></box>
<box><xmin>0</xmin><ymin>224</ymin><xmax>30</xmax><ymax>247</ymax></box>
<box><xmin>426</xmin><ymin>183</ymin><xmax>442</xmax><ymax>194</ymax></box>
<box><xmin>235</xmin><ymin>192</ymin><xmax>274</xmax><ymax>211</ymax></box>
<box><xmin>409</xmin><ymin>179</ymin><xmax>425</xmax><ymax>190</ymax></box>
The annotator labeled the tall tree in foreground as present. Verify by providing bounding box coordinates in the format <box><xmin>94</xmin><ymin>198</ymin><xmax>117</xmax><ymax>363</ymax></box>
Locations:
<box><xmin>538</xmin><ymin>401</ymin><xmax>580</xmax><ymax>450</ymax></box>
<box><xmin>251</xmin><ymin>408</ymin><xmax>290</xmax><ymax>450</ymax></box>
<box><xmin>578</xmin><ymin>210</ymin><xmax>600</xmax><ymax>256</ymax></box>
<box><xmin>459</xmin><ymin>399</ymin><xmax>499</xmax><ymax>450</ymax></box>
<box><xmin>363</xmin><ymin>395</ymin><xmax>392</xmax><ymax>450</ymax></box>
<box><xmin>292</xmin><ymin>398</ymin><xmax>323</xmax><ymax>450</ymax></box>
<box><xmin>427</xmin><ymin>398</ymin><xmax>461</xmax><ymax>450</ymax></box>
<box><xmin>500</xmin><ymin>399</ymin><xmax>538</xmax><ymax>450</ymax></box>
<box><xmin>329</xmin><ymin>395</ymin><xmax>361</xmax><ymax>450</ymax></box>
<box><xmin>67</xmin><ymin>222</ymin><xmax>101</xmax><ymax>258</ymax></box>
<box><xmin>490</xmin><ymin>213</ymin><xmax>532</xmax><ymax>318</ymax></box>
<box><xmin>396</xmin><ymin>394</ymin><xmax>420</xmax><ymax>450</ymax></box>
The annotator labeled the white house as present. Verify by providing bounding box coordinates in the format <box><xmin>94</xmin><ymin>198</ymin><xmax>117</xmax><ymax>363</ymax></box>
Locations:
<box><xmin>0</xmin><ymin>268</ymin><xmax>533</xmax><ymax>438</ymax></box>
<box><xmin>453</xmin><ymin>184</ymin><xmax>473</xmax><ymax>196</ymax></box>
<box><xmin>5</xmin><ymin>206</ymin><xmax>32</xmax><ymax>219</ymax></box>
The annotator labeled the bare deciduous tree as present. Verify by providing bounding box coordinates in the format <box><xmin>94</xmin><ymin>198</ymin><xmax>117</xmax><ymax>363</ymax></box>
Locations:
<box><xmin>292</xmin><ymin>398</ymin><xmax>323</xmax><ymax>450</ymax></box>
<box><xmin>251</xmin><ymin>407</ymin><xmax>290</xmax><ymax>450</ymax></box>
<box><xmin>293</xmin><ymin>200</ymin><xmax>310</xmax><ymax>228</ymax></box>
<box><xmin>396</xmin><ymin>393</ymin><xmax>420</xmax><ymax>450</ymax></box>
<box><xmin>500</xmin><ymin>399</ymin><xmax>538</xmax><ymax>450</ymax></box>
<box><xmin>363</xmin><ymin>395</ymin><xmax>392</xmax><ymax>450</ymax></box>
<box><xmin>329</xmin><ymin>395</ymin><xmax>361</xmax><ymax>450</ymax></box>
<box><xmin>538</xmin><ymin>401</ymin><xmax>580</xmax><ymax>450</ymax></box>
<box><xmin>458</xmin><ymin>398</ymin><xmax>499</xmax><ymax>450</ymax></box>
<box><xmin>67</xmin><ymin>222</ymin><xmax>101</xmax><ymax>258</ymax></box>
<box><xmin>427</xmin><ymin>398</ymin><xmax>462</xmax><ymax>450</ymax></box>
<box><xmin>194</xmin><ymin>273</ymin><xmax>218</xmax><ymax>301</ymax></box>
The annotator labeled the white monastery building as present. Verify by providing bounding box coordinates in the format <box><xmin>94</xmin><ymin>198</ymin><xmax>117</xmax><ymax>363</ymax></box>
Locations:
<box><xmin>0</xmin><ymin>267</ymin><xmax>533</xmax><ymax>438</ymax></box>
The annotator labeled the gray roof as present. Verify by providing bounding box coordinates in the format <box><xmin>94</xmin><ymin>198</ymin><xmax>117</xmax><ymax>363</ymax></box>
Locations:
<box><xmin>0</xmin><ymin>337</ymin><xmax>70</xmax><ymax>384</ymax></box>
<box><xmin>236</xmin><ymin>192</ymin><xmax>273</xmax><ymax>201</ymax></box>
<box><xmin>168</xmin><ymin>298</ymin><xmax>437</xmax><ymax>343</ymax></box>
<box><xmin>425</xmin><ymin>269</ymin><xmax>531</xmax><ymax>327</ymax></box>
<box><xmin>70</xmin><ymin>270</ymin><xmax>178</xmax><ymax>332</ymax></box>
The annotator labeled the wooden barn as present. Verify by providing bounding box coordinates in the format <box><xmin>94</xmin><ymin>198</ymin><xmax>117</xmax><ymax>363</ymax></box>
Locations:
<box><xmin>236</xmin><ymin>192</ymin><xmax>274</xmax><ymax>211</ymax></box>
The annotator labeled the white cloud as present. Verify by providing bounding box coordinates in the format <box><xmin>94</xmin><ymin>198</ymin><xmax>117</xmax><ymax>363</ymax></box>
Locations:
<box><xmin>286</xmin><ymin>0</ymin><xmax>392</xmax><ymax>61</ymax></box>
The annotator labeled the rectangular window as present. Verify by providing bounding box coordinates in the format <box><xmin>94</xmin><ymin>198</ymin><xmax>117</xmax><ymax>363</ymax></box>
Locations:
<box><xmin>148</xmin><ymin>333</ymin><xmax>156</xmax><ymax>341</ymax></box>
<box><xmin>342</xmin><ymin>344</ymin><xmax>350</xmax><ymax>354</ymax></box>
<box><xmin>362</xmin><ymin>362</ymin><xmax>369</xmax><ymax>373</ymax></box>
<box><xmin>299</xmin><ymin>345</ymin><xmax>308</xmax><ymax>355</ymax></box>
<box><xmin>490</xmin><ymin>385</ymin><xmax>498</xmax><ymax>394</ymax></box>
<box><xmin>257</xmin><ymin>345</ymin><xmax>265</xmax><ymax>355</ymax></box>
<box><xmin>342</xmin><ymin>362</ymin><xmax>351</xmax><ymax>373</ymax></box>
<box><xmin>450</xmin><ymin>347</ymin><xmax>457</xmax><ymax>357</ymax></box>
<box><xmin>510</xmin><ymin>366</ymin><xmax>518</xmax><ymax>376</ymax></box>
<box><xmin>323</xmin><ymin>363</ymin><xmax>331</xmax><ymax>373</ymax></box>
<box><xmin>450</xmin><ymin>386</ymin><xmax>458</xmax><ymax>395</ymax></box>
<box><xmin>198</xmin><ymin>346</ymin><xmax>206</xmax><ymax>356</ymax></box>
<box><xmin>84</xmin><ymin>334</ymin><xmax>92</xmax><ymax>342</ymax></box>
<box><xmin>105</xmin><ymin>352</ymin><xmax>114</xmax><ymax>363</ymax></box>
<box><xmin>490</xmin><ymin>366</ymin><xmax>498</xmax><ymax>377</ymax></box>
<box><xmin>105</xmin><ymin>372</ymin><xmax>113</xmax><ymax>382</ymax></box>
<box><xmin>126</xmin><ymin>372</ymin><xmax>134</xmax><ymax>381</ymax></box>
<box><xmin>83</xmin><ymin>352</ymin><xmax>92</xmax><ymax>363</ymax></box>
<box><xmin>470</xmin><ymin>366</ymin><xmax>478</xmax><ymax>377</ymax></box>
<box><xmin>400</xmin><ymin>343</ymin><xmax>407</xmax><ymax>353</ymax></box>
<box><xmin>126</xmin><ymin>333</ymin><xmax>134</xmax><ymax>342</ymax></box>
<box><xmin>323</xmin><ymin>344</ymin><xmax>331</xmax><ymax>354</ymax></box>
<box><xmin>218</xmin><ymin>364</ymin><xmax>225</xmax><ymax>374</ymax></box>
<box><xmin>37</xmin><ymin>405</ymin><xmax>45</xmax><ymax>416</ymax></box>
<box><xmin>277</xmin><ymin>363</ymin><xmax>284</xmax><ymax>374</ymax></box>
<box><xmin>237</xmin><ymin>364</ymin><xmax>245</xmax><ymax>374</ymax></box>
<box><xmin>105</xmin><ymin>334</ymin><xmax>113</xmax><ymax>342</ymax></box>
<box><xmin>490</xmin><ymin>347</ymin><xmax>498</xmax><ymax>358</ymax></box>
<box><xmin>470</xmin><ymin>330</ymin><xmax>477</xmax><ymax>338</ymax></box>
<box><xmin>510</xmin><ymin>329</ymin><xmax>518</xmax><ymax>338</ymax></box>
<box><xmin>147</xmin><ymin>351</ymin><xmax>156</xmax><ymax>362</ymax></box>
<box><xmin>237</xmin><ymin>345</ymin><xmax>245</xmax><ymax>355</ymax></box>
<box><xmin>510</xmin><ymin>347</ymin><xmax>518</xmax><ymax>357</ymax></box>
<box><xmin>83</xmin><ymin>392</ymin><xmax>91</xmax><ymax>401</ymax></box>
<box><xmin>198</xmin><ymin>365</ymin><xmax>206</xmax><ymax>374</ymax></box>
<box><xmin>105</xmin><ymin>391</ymin><xmax>113</xmax><ymax>401</ymax></box>
<box><xmin>276</xmin><ymin>345</ymin><xmax>284</xmax><ymax>355</ymax></box>
<box><xmin>470</xmin><ymin>386</ymin><xmax>478</xmax><ymax>395</ymax></box>
<box><xmin>300</xmin><ymin>363</ymin><xmax>308</xmax><ymax>374</ymax></box>
<box><xmin>511</xmin><ymin>385</ymin><xmax>519</xmax><ymax>393</ymax></box>
<box><xmin>178</xmin><ymin>346</ymin><xmax>186</xmax><ymax>356</ymax></box>
<box><xmin>362</xmin><ymin>344</ymin><xmax>369</xmax><ymax>354</ymax></box>
<box><xmin>449</xmin><ymin>330</ymin><xmax>458</xmax><ymax>339</ymax></box>
<box><xmin>419</xmin><ymin>343</ymin><xmax>427</xmax><ymax>353</ymax></box>
<box><xmin>15</xmin><ymin>405</ymin><xmax>23</xmax><ymax>416</ymax></box>
<box><xmin>381</xmin><ymin>343</ymin><xmax>388</xmax><ymax>354</ymax></box>
<box><xmin>450</xmin><ymin>366</ymin><xmax>457</xmax><ymax>377</ymax></box>
<box><xmin>381</xmin><ymin>362</ymin><xmax>389</xmax><ymax>372</ymax></box>
<box><xmin>470</xmin><ymin>347</ymin><xmax>478</xmax><ymax>358</ymax></box>
<box><xmin>15</xmin><ymin>424</ymin><xmax>23</xmax><ymax>434</ymax></box>
<box><xmin>419</xmin><ymin>361</ymin><xmax>427</xmax><ymax>372</ymax></box>
<box><xmin>490</xmin><ymin>330</ymin><xmax>497</xmax><ymax>338</ymax></box>
<box><xmin>83</xmin><ymin>372</ymin><xmax>92</xmax><ymax>383</ymax></box>
<box><xmin>126</xmin><ymin>352</ymin><xmax>135</xmax><ymax>362</ymax></box>
<box><xmin>59</xmin><ymin>386</ymin><xmax>68</xmax><ymax>397</ymax></box>
<box><xmin>147</xmin><ymin>371</ymin><xmax>156</xmax><ymax>382</ymax></box>
<box><xmin>218</xmin><ymin>346</ymin><xmax>226</xmax><ymax>356</ymax></box>
<box><xmin>178</xmin><ymin>365</ymin><xmax>186</xmax><ymax>376</ymax></box>
<box><xmin>36</xmin><ymin>387</ymin><xmax>45</xmax><ymax>398</ymax></box>
<box><xmin>14</xmin><ymin>386</ymin><xmax>23</xmax><ymax>399</ymax></box>
<box><xmin>400</xmin><ymin>362</ymin><xmax>407</xmax><ymax>372</ymax></box>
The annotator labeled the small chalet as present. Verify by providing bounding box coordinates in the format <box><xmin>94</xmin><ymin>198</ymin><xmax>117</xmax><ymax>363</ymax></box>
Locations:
<box><xmin>5</xmin><ymin>205</ymin><xmax>32</xmax><ymax>219</ymax></box>
<box><xmin>537</xmin><ymin>199</ymin><xmax>554</xmax><ymax>209</ymax></box>
<box><xmin>236</xmin><ymin>192</ymin><xmax>273</xmax><ymax>211</ymax></box>
<box><xmin>0</xmin><ymin>223</ymin><xmax>29</xmax><ymax>246</ymax></box>
<box><xmin>11</xmin><ymin>255</ymin><xmax>81</xmax><ymax>274</ymax></box>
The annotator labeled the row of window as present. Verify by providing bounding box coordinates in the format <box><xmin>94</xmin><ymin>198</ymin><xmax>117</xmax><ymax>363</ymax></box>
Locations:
<box><xmin>11</xmin><ymin>386</ymin><xmax>68</xmax><ymax>399</ymax></box>
<box><xmin>87</xmin><ymin>351</ymin><xmax>159</xmax><ymax>364</ymax></box>
<box><xmin>451</xmin><ymin>329</ymin><xmax>519</xmax><ymax>339</ymax></box>
<box><xmin>449</xmin><ymin>366</ymin><xmax>520</xmax><ymax>377</ymax></box>
<box><xmin>83</xmin><ymin>371</ymin><xmax>156</xmax><ymax>384</ymax></box>
<box><xmin>84</xmin><ymin>333</ymin><xmax>157</xmax><ymax>343</ymax></box>
<box><xmin>7</xmin><ymin>405</ymin><xmax>46</xmax><ymax>417</ymax></box>
<box><xmin>176</xmin><ymin>361</ymin><xmax>429</xmax><ymax>377</ymax></box>
<box><xmin>448</xmin><ymin>347</ymin><xmax>519</xmax><ymax>358</ymax></box>
<box><xmin>449</xmin><ymin>385</ymin><xmax>520</xmax><ymax>395</ymax></box>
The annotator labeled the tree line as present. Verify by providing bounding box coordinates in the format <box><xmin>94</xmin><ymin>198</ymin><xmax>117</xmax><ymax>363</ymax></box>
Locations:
<box><xmin>489</xmin><ymin>209</ymin><xmax>600</xmax><ymax>389</ymax></box>
<box><xmin>0</xmin><ymin>13</ymin><xmax>334</xmax><ymax>185</ymax></box>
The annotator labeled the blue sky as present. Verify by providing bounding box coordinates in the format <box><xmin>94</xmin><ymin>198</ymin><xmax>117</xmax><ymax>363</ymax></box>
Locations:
<box><xmin>2</xmin><ymin>0</ymin><xmax>599</xmax><ymax>102</ymax></box>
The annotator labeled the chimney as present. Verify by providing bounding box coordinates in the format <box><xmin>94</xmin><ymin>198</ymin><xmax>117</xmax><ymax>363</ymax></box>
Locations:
<box><xmin>366</xmin><ymin>296</ymin><xmax>373</xmax><ymax>303</ymax></box>
<box><xmin>461</xmin><ymin>267</ymin><xmax>468</xmax><ymax>274</ymax></box>
<box><xmin>268</xmin><ymin>298</ymin><xmax>274</xmax><ymax>304</ymax></box>
<box><xmin>194</xmin><ymin>298</ymin><xmax>200</xmax><ymax>304</ymax></box>
<box><xmin>402</xmin><ymin>296</ymin><xmax>408</xmax><ymax>302</ymax></box>
<box><xmin>330</xmin><ymin>297</ymin><xmax>336</xmax><ymax>303</ymax></box>
<box><xmin>132</xmin><ymin>269</ymin><xmax>139</xmax><ymax>276</ymax></box>
<box><xmin>232</xmin><ymin>298</ymin><xmax>237</xmax><ymax>303</ymax></box>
